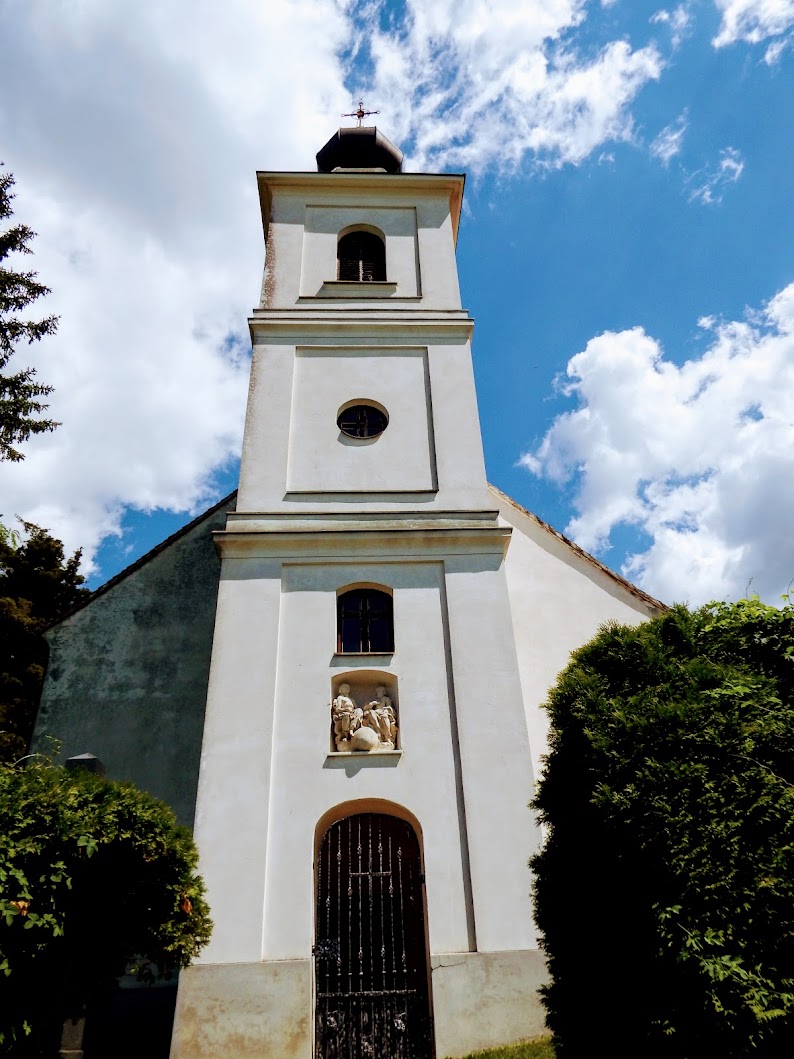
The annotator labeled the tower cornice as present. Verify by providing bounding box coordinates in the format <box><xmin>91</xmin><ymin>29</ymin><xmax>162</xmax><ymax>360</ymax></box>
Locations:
<box><xmin>257</xmin><ymin>171</ymin><xmax>465</xmax><ymax>244</ymax></box>
<box><xmin>248</xmin><ymin>309</ymin><xmax>474</xmax><ymax>342</ymax></box>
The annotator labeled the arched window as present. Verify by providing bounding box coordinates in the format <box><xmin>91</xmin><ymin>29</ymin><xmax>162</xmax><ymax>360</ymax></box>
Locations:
<box><xmin>337</xmin><ymin>230</ymin><xmax>386</xmax><ymax>282</ymax></box>
<box><xmin>337</xmin><ymin>588</ymin><xmax>394</xmax><ymax>653</ymax></box>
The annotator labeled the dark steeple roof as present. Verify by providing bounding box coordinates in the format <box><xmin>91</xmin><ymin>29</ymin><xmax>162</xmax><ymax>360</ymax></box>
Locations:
<box><xmin>316</xmin><ymin>127</ymin><xmax>403</xmax><ymax>173</ymax></box>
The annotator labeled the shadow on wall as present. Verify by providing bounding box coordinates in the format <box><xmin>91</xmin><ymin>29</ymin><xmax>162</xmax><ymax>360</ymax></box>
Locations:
<box><xmin>82</xmin><ymin>981</ymin><xmax>178</xmax><ymax>1059</ymax></box>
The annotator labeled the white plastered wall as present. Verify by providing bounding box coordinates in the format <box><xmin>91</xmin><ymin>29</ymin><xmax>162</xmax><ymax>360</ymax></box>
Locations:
<box><xmin>443</xmin><ymin>553</ymin><xmax>540</xmax><ymax>951</ymax></box>
<box><xmin>263</xmin><ymin>559</ymin><xmax>473</xmax><ymax>961</ymax></box>
<box><xmin>260</xmin><ymin>178</ymin><xmax>462</xmax><ymax>311</ymax></box>
<box><xmin>192</xmin><ymin>532</ymin><xmax>544</xmax><ymax>970</ymax></box>
<box><xmin>191</xmin><ymin>557</ymin><xmax>282</xmax><ymax>965</ymax></box>
<box><xmin>237</xmin><ymin>335</ymin><xmax>490</xmax><ymax>512</ymax></box>
<box><xmin>286</xmin><ymin>347</ymin><xmax>435</xmax><ymax>493</ymax></box>
<box><xmin>301</xmin><ymin>205</ymin><xmax>419</xmax><ymax>297</ymax></box>
<box><xmin>494</xmin><ymin>488</ymin><xmax>663</xmax><ymax>782</ymax></box>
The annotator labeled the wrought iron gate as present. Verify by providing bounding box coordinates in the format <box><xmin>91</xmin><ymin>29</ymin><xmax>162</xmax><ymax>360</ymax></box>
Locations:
<box><xmin>315</xmin><ymin>813</ymin><xmax>433</xmax><ymax>1059</ymax></box>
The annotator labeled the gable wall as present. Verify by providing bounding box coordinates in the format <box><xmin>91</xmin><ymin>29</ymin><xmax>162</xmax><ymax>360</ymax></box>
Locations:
<box><xmin>494</xmin><ymin>489</ymin><xmax>663</xmax><ymax>782</ymax></box>
<box><xmin>33</xmin><ymin>498</ymin><xmax>233</xmax><ymax>828</ymax></box>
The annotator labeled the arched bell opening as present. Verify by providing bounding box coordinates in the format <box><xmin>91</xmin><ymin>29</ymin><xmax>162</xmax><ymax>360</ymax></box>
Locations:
<box><xmin>337</xmin><ymin>227</ymin><xmax>387</xmax><ymax>282</ymax></box>
<box><xmin>314</xmin><ymin>806</ymin><xmax>433</xmax><ymax>1058</ymax></box>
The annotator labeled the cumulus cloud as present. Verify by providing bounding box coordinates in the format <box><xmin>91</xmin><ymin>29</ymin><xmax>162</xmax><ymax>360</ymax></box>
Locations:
<box><xmin>687</xmin><ymin>146</ymin><xmax>744</xmax><ymax>204</ymax></box>
<box><xmin>519</xmin><ymin>282</ymin><xmax>794</xmax><ymax>605</ymax></box>
<box><xmin>0</xmin><ymin>0</ymin><xmax>669</xmax><ymax>572</ymax></box>
<box><xmin>712</xmin><ymin>0</ymin><xmax>794</xmax><ymax>46</ymax></box>
<box><xmin>650</xmin><ymin>111</ymin><xmax>688</xmax><ymax>164</ymax></box>
<box><xmin>360</xmin><ymin>1</ymin><xmax>664</xmax><ymax>172</ymax></box>
<box><xmin>0</xmin><ymin>0</ymin><xmax>352</xmax><ymax>569</ymax></box>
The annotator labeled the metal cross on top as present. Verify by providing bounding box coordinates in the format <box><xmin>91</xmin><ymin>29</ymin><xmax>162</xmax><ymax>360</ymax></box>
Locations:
<box><xmin>342</xmin><ymin>98</ymin><xmax>380</xmax><ymax>127</ymax></box>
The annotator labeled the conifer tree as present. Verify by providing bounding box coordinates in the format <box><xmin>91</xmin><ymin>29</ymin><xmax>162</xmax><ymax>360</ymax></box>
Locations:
<box><xmin>0</xmin><ymin>522</ymin><xmax>89</xmax><ymax>762</ymax></box>
<box><xmin>0</xmin><ymin>166</ymin><xmax>59</xmax><ymax>462</ymax></box>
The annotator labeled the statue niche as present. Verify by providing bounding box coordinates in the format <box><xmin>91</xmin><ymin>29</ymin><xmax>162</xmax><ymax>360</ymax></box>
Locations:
<box><xmin>331</xmin><ymin>678</ymin><xmax>398</xmax><ymax>753</ymax></box>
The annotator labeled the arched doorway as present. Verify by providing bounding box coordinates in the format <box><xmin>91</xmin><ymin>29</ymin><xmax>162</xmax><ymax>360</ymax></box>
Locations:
<box><xmin>315</xmin><ymin>812</ymin><xmax>433</xmax><ymax>1058</ymax></box>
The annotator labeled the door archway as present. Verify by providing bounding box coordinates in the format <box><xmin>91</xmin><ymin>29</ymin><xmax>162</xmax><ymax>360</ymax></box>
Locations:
<box><xmin>315</xmin><ymin>812</ymin><xmax>433</xmax><ymax>1058</ymax></box>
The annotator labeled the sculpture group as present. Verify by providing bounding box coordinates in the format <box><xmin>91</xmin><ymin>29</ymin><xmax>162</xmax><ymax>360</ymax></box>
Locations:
<box><xmin>332</xmin><ymin>684</ymin><xmax>398</xmax><ymax>752</ymax></box>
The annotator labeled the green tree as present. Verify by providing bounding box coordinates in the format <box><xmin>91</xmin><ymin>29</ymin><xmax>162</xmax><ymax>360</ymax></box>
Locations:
<box><xmin>532</xmin><ymin>598</ymin><xmax>794</xmax><ymax>1058</ymax></box>
<box><xmin>0</xmin><ymin>759</ymin><xmax>212</xmax><ymax>1055</ymax></box>
<box><xmin>0</xmin><ymin>522</ymin><xmax>90</xmax><ymax>762</ymax></box>
<box><xmin>0</xmin><ymin>166</ymin><xmax>59</xmax><ymax>462</ymax></box>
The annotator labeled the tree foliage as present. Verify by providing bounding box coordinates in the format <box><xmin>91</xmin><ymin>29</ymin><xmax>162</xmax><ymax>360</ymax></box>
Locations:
<box><xmin>0</xmin><ymin>522</ymin><xmax>90</xmax><ymax>762</ymax></box>
<box><xmin>532</xmin><ymin>598</ymin><xmax>794</xmax><ymax>1058</ymax></box>
<box><xmin>0</xmin><ymin>759</ymin><xmax>212</xmax><ymax>1055</ymax></box>
<box><xmin>0</xmin><ymin>166</ymin><xmax>59</xmax><ymax>462</ymax></box>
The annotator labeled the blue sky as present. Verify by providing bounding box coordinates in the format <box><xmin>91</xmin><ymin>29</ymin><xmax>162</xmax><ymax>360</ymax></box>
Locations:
<box><xmin>1</xmin><ymin>0</ymin><xmax>793</xmax><ymax>604</ymax></box>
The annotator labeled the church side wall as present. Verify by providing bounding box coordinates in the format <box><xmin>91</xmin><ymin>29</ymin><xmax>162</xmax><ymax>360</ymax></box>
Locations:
<box><xmin>33</xmin><ymin>499</ymin><xmax>233</xmax><ymax>828</ymax></box>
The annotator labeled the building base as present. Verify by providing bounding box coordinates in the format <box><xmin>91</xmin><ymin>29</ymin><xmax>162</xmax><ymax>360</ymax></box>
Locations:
<box><xmin>170</xmin><ymin>950</ymin><xmax>547</xmax><ymax>1059</ymax></box>
<box><xmin>431</xmin><ymin>950</ymin><xmax>548</xmax><ymax>1057</ymax></box>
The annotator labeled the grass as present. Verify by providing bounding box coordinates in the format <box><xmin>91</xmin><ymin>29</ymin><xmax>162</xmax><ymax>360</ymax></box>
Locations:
<box><xmin>454</xmin><ymin>1036</ymin><xmax>556</xmax><ymax>1059</ymax></box>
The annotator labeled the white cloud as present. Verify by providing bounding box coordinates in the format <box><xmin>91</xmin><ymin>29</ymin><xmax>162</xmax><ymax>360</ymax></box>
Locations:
<box><xmin>362</xmin><ymin>1</ymin><xmax>664</xmax><ymax>172</ymax></box>
<box><xmin>650</xmin><ymin>111</ymin><xmax>688</xmax><ymax>164</ymax></box>
<box><xmin>0</xmin><ymin>0</ymin><xmax>667</xmax><ymax>572</ymax></box>
<box><xmin>687</xmin><ymin>146</ymin><xmax>744</xmax><ymax>204</ymax></box>
<box><xmin>519</xmin><ymin>282</ymin><xmax>794</xmax><ymax>605</ymax></box>
<box><xmin>0</xmin><ymin>0</ymin><xmax>352</xmax><ymax>569</ymax></box>
<box><xmin>764</xmin><ymin>36</ymin><xmax>791</xmax><ymax>59</ymax></box>
<box><xmin>712</xmin><ymin>0</ymin><xmax>794</xmax><ymax>46</ymax></box>
<box><xmin>650</xmin><ymin>4</ymin><xmax>693</xmax><ymax>48</ymax></box>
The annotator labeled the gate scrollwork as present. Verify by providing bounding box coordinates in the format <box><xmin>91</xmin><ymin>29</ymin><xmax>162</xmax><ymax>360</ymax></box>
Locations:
<box><xmin>315</xmin><ymin>814</ymin><xmax>432</xmax><ymax>1059</ymax></box>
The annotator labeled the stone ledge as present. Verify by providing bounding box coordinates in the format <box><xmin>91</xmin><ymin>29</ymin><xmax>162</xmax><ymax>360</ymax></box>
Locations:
<box><xmin>213</xmin><ymin>524</ymin><xmax>512</xmax><ymax>559</ymax></box>
<box><xmin>315</xmin><ymin>281</ymin><xmax>399</xmax><ymax>298</ymax></box>
<box><xmin>326</xmin><ymin>749</ymin><xmax>402</xmax><ymax>759</ymax></box>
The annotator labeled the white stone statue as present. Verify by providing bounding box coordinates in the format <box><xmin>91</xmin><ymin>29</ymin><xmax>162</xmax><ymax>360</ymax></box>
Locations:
<box><xmin>331</xmin><ymin>683</ymin><xmax>398</xmax><ymax>752</ymax></box>
<box><xmin>332</xmin><ymin>683</ymin><xmax>362</xmax><ymax>751</ymax></box>
<box><xmin>350</xmin><ymin>726</ymin><xmax>380</xmax><ymax>752</ymax></box>
<box><xmin>363</xmin><ymin>686</ymin><xmax>398</xmax><ymax>750</ymax></box>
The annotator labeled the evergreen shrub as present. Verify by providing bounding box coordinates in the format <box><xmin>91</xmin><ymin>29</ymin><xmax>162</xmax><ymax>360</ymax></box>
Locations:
<box><xmin>0</xmin><ymin>760</ymin><xmax>211</xmax><ymax>1055</ymax></box>
<box><xmin>532</xmin><ymin>598</ymin><xmax>794</xmax><ymax>1057</ymax></box>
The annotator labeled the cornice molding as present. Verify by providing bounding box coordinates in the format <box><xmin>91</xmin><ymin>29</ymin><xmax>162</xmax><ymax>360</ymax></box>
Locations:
<box><xmin>214</xmin><ymin>524</ymin><xmax>512</xmax><ymax>559</ymax></box>
<box><xmin>257</xmin><ymin>170</ymin><xmax>465</xmax><ymax>243</ymax></box>
<box><xmin>248</xmin><ymin>310</ymin><xmax>474</xmax><ymax>341</ymax></box>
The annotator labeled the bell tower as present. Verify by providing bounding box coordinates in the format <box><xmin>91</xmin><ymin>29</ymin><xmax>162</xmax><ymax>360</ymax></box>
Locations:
<box><xmin>170</xmin><ymin>127</ymin><xmax>547</xmax><ymax>1059</ymax></box>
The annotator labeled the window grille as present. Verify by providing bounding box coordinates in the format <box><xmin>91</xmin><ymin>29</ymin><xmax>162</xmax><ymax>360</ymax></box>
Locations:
<box><xmin>337</xmin><ymin>404</ymin><xmax>388</xmax><ymax>439</ymax></box>
<box><xmin>337</xmin><ymin>231</ymin><xmax>386</xmax><ymax>282</ymax></box>
<box><xmin>337</xmin><ymin>588</ymin><xmax>394</xmax><ymax>653</ymax></box>
<box><xmin>315</xmin><ymin>813</ymin><xmax>432</xmax><ymax>1059</ymax></box>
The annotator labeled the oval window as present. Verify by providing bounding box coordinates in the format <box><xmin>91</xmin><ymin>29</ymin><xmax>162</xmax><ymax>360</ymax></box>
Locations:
<box><xmin>337</xmin><ymin>404</ymin><xmax>388</xmax><ymax>439</ymax></box>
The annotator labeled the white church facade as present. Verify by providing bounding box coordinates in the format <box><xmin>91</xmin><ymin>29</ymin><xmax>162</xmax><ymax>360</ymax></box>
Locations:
<box><xmin>35</xmin><ymin>126</ymin><xmax>662</xmax><ymax>1059</ymax></box>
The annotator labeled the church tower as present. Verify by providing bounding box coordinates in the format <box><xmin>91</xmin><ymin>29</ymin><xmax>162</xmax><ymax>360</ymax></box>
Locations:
<box><xmin>170</xmin><ymin>125</ymin><xmax>548</xmax><ymax>1058</ymax></box>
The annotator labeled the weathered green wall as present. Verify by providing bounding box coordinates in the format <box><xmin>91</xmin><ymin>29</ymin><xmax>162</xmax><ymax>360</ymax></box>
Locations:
<box><xmin>34</xmin><ymin>494</ymin><xmax>235</xmax><ymax>828</ymax></box>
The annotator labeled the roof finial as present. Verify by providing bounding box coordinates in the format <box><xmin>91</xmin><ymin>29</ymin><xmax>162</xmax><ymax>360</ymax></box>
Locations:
<box><xmin>342</xmin><ymin>98</ymin><xmax>380</xmax><ymax>128</ymax></box>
